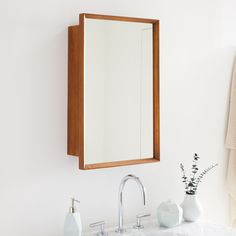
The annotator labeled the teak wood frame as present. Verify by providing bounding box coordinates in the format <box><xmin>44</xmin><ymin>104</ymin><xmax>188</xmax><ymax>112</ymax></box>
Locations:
<box><xmin>68</xmin><ymin>13</ymin><xmax>160</xmax><ymax>170</ymax></box>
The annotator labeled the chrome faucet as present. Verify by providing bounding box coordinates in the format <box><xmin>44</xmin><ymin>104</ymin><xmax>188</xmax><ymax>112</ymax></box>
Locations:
<box><xmin>116</xmin><ymin>174</ymin><xmax>146</xmax><ymax>233</ymax></box>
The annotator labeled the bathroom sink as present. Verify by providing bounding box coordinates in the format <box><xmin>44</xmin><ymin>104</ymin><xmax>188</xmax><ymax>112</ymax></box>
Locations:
<box><xmin>85</xmin><ymin>174</ymin><xmax>234</xmax><ymax>236</ymax></box>
<box><xmin>85</xmin><ymin>221</ymin><xmax>236</xmax><ymax>236</ymax></box>
<box><xmin>84</xmin><ymin>176</ymin><xmax>235</xmax><ymax>236</ymax></box>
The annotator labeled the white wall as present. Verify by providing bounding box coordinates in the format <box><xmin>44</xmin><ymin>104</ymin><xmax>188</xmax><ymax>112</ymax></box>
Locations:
<box><xmin>0</xmin><ymin>0</ymin><xmax>236</xmax><ymax>235</ymax></box>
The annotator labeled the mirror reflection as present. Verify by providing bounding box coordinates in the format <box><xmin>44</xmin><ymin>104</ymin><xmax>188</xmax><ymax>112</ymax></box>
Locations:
<box><xmin>84</xmin><ymin>18</ymin><xmax>153</xmax><ymax>164</ymax></box>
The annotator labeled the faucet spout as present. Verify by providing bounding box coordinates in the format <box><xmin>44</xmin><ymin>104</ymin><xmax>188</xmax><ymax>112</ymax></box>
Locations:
<box><xmin>116</xmin><ymin>174</ymin><xmax>146</xmax><ymax>233</ymax></box>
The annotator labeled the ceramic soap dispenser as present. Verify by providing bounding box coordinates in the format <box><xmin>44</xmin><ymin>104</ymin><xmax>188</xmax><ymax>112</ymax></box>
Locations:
<box><xmin>64</xmin><ymin>198</ymin><xmax>82</xmax><ymax>236</ymax></box>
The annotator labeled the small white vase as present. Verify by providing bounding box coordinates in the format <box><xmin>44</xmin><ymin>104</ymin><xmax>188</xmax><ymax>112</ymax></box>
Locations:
<box><xmin>181</xmin><ymin>194</ymin><xmax>203</xmax><ymax>222</ymax></box>
<box><xmin>157</xmin><ymin>200</ymin><xmax>183</xmax><ymax>228</ymax></box>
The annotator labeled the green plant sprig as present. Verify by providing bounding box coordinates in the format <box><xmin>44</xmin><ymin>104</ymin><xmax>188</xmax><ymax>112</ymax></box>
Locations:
<box><xmin>180</xmin><ymin>153</ymin><xmax>218</xmax><ymax>195</ymax></box>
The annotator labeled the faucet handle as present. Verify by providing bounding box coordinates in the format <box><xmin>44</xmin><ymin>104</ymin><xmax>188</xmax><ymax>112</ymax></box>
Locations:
<box><xmin>90</xmin><ymin>221</ymin><xmax>108</xmax><ymax>236</ymax></box>
<box><xmin>133</xmin><ymin>213</ymin><xmax>151</xmax><ymax>229</ymax></box>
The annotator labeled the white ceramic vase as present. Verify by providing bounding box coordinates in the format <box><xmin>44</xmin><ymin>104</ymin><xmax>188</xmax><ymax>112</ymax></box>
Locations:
<box><xmin>157</xmin><ymin>200</ymin><xmax>183</xmax><ymax>228</ymax></box>
<box><xmin>181</xmin><ymin>194</ymin><xmax>203</xmax><ymax>222</ymax></box>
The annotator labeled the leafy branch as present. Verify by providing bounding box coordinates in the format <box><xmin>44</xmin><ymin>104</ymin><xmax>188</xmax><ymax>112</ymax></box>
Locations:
<box><xmin>180</xmin><ymin>153</ymin><xmax>218</xmax><ymax>195</ymax></box>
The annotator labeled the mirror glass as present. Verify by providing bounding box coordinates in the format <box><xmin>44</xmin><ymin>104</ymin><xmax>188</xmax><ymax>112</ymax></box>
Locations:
<box><xmin>84</xmin><ymin>18</ymin><xmax>153</xmax><ymax>164</ymax></box>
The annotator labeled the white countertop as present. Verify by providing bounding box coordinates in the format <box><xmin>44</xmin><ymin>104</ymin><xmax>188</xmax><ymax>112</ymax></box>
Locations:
<box><xmin>84</xmin><ymin>220</ymin><xmax>236</xmax><ymax>236</ymax></box>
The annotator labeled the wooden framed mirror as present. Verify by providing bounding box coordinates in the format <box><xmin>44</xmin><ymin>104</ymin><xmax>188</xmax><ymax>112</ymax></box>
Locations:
<box><xmin>68</xmin><ymin>13</ymin><xmax>160</xmax><ymax>170</ymax></box>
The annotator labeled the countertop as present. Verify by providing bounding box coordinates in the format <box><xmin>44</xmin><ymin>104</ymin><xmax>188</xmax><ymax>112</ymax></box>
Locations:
<box><xmin>84</xmin><ymin>220</ymin><xmax>236</xmax><ymax>236</ymax></box>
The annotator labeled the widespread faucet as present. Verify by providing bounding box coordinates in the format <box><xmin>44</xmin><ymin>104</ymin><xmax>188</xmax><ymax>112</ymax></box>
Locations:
<box><xmin>116</xmin><ymin>174</ymin><xmax>146</xmax><ymax>233</ymax></box>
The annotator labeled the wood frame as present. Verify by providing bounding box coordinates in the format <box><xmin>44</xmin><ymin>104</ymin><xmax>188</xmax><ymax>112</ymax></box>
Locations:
<box><xmin>68</xmin><ymin>13</ymin><xmax>160</xmax><ymax>170</ymax></box>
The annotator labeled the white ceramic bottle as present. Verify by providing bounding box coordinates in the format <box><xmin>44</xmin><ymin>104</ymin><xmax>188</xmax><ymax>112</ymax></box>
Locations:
<box><xmin>64</xmin><ymin>198</ymin><xmax>82</xmax><ymax>236</ymax></box>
